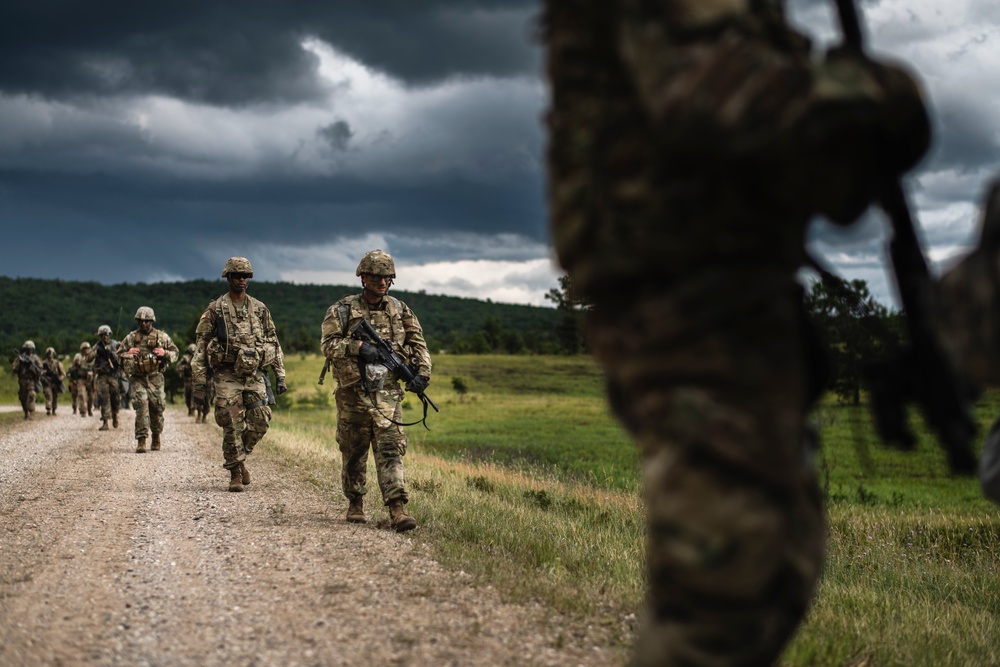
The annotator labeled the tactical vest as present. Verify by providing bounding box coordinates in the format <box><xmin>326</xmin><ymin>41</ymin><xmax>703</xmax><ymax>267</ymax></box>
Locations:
<box><xmin>331</xmin><ymin>295</ymin><xmax>408</xmax><ymax>388</ymax></box>
<box><xmin>122</xmin><ymin>329</ymin><xmax>167</xmax><ymax>376</ymax></box>
<box><xmin>205</xmin><ymin>294</ymin><xmax>277</xmax><ymax>377</ymax></box>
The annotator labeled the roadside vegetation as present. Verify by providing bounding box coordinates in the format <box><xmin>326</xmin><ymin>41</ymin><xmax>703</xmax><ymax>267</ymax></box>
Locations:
<box><xmin>2</xmin><ymin>353</ymin><xmax>997</xmax><ymax>665</ymax></box>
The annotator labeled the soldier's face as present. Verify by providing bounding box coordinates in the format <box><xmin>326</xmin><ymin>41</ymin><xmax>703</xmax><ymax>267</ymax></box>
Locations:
<box><xmin>227</xmin><ymin>272</ymin><xmax>250</xmax><ymax>294</ymax></box>
<box><xmin>138</xmin><ymin>319</ymin><xmax>153</xmax><ymax>334</ymax></box>
<box><xmin>362</xmin><ymin>273</ymin><xmax>392</xmax><ymax>298</ymax></box>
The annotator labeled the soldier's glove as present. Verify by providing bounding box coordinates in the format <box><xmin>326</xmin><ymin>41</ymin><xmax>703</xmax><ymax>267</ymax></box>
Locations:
<box><xmin>359</xmin><ymin>342</ymin><xmax>381</xmax><ymax>363</ymax></box>
<box><xmin>276</xmin><ymin>376</ymin><xmax>288</xmax><ymax>395</ymax></box>
<box><xmin>406</xmin><ymin>375</ymin><xmax>429</xmax><ymax>394</ymax></box>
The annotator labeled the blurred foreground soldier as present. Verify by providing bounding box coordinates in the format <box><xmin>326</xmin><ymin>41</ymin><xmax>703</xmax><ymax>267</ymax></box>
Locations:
<box><xmin>88</xmin><ymin>324</ymin><xmax>121</xmax><ymax>431</ymax></box>
<box><xmin>543</xmin><ymin>2</ymin><xmax>931</xmax><ymax>665</ymax></box>
<box><xmin>71</xmin><ymin>342</ymin><xmax>95</xmax><ymax>418</ymax></box>
<box><xmin>321</xmin><ymin>249</ymin><xmax>431</xmax><ymax>531</ymax></box>
<box><xmin>12</xmin><ymin>341</ymin><xmax>43</xmax><ymax>420</ymax></box>
<box><xmin>41</xmin><ymin>347</ymin><xmax>66</xmax><ymax>416</ymax></box>
<box><xmin>192</xmin><ymin>257</ymin><xmax>286</xmax><ymax>492</ymax></box>
<box><xmin>177</xmin><ymin>344</ymin><xmax>197</xmax><ymax>416</ymax></box>
<box><xmin>120</xmin><ymin>307</ymin><xmax>179</xmax><ymax>453</ymax></box>
<box><xmin>932</xmin><ymin>179</ymin><xmax>1000</xmax><ymax>505</ymax></box>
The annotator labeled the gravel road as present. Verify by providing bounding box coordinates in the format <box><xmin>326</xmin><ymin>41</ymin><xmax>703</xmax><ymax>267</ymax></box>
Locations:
<box><xmin>0</xmin><ymin>406</ymin><xmax>620</xmax><ymax>667</ymax></box>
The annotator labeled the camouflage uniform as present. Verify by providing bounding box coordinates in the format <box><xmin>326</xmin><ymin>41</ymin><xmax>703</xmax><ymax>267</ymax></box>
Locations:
<box><xmin>71</xmin><ymin>343</ymin><xmax>95</xmax><ymax>417</ymax></box>
<box><xmin>87</xmin><ymin>332</ymin><xmax>121</xmax><ymax>429</ymax></box>
<box><xmin>321</xmin><ymin>291</ymin><xmax>431</xmax><ymax>510</ymax></box>
<box><xmin>177</xmin><ymin>345</ymin><xmax>196</xmax><ymax>416</ymax></box>
<box><xmin>543</xmin><ymin>1</ymin><xmax>930</xmax><ymax>665</ymax></box>
<box><xmin>12</xmin><ymin>343</ymin><xmax>43</xmax><ymax>419</ymax></box>
<box><xmin>41</xmin><ymin>349</ymin><xmax>66</xmax><ymax>415</ymax></box>
<box><xmin>192</xmin><ymin>292</ymin><xmax>285</xmax><ymax>471</ymax></box>
<box><xmin>120</xmin><ymin>319</ymin><xmax>179</xmax><ymax>445</ymax></box>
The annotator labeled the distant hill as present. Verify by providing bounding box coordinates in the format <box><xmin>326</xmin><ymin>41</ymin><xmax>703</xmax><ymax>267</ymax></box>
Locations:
<box><xmin>0</xmin><ymin>276</ymin><xmax>560</xmax><ymax>356</ymax></box>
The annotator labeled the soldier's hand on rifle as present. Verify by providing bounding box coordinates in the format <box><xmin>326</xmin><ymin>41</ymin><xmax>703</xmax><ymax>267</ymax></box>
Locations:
<box><xmin>276</xmin><ymin>376</ymin><xmax>287</xmax><ymax>395</ymax></box>
<box><xmin>406</xmin><ymin>375</ymin><xmax>429</xmax><ymax>394</ymax></box>
<box><xmin>359</xmin><ymin>342</ymin><xmax>380</xmax><ymax>363</ymax></box>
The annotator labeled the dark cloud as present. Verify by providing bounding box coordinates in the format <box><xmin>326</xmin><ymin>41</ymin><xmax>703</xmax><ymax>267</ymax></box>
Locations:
<box><xmin>0</xmin><ymin>1</ymin><xmax>540</xmax><ymax>106</ymax></box>
<box><xmin>318</xmin><ymin>120</ymin><xmax>353</xmax><ymax>152</ymax></box>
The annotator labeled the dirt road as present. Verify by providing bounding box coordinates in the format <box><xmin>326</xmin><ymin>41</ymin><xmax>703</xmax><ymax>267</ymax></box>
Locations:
<box><xmin>0</xmin><ymin>406</ymin><xmax>620</xmax><ymax>666</ymax></box>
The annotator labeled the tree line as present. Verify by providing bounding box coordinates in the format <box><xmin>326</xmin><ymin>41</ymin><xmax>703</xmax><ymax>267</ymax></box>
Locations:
<box><xmin>0</xmin><ymin>276</ymin><xmax>573</xmax><ymax>360</ymax></box>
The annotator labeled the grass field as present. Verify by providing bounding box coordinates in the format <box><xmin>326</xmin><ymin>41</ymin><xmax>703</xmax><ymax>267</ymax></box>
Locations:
<box><xmin>2</xmin><ymin>353</ymin><xmax>998</xmax><ymax>665</ymax></box>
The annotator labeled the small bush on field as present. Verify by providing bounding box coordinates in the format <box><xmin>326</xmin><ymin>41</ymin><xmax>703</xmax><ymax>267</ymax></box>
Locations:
<box><xmin>467</xmin><ymin>475</ymin><xmax>496</xmax><ymax>493</ymax></box>
<box><xmin>452</xmin><ymin>376</ymin><xmax>469</xmax><ymax>395</ymax></box>
<box><xmin>524</xmin><ymin>489</ymin><xmax>553</xmax><ymax>510</ymax></box>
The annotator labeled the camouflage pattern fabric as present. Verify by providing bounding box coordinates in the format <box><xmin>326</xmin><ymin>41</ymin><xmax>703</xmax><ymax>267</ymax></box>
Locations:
<box><xmin>120</xmin><ymin>327</ymin><xmax>179</xmax><ymax>440</ymax></box>
<box><xmin>41</xmin><ymin>357</ymin><xmax>65</xmax><ymax>413</ymax></box>
<box><xmin>94</xmin><ymin>374</ymin><xmax>120</xmax><ymax>422</ymax></box>
<box><xmin>321</xmin><ymin>293</ymin><xmax>431</xmax><ymax>505</ymax></box>
<box><xmin>334</xmin><ymin>384</ymin><xmax>408</xmax><ymax>504</ymax></box>
<box><xmin>192</xmin><ymin>292</ymin><xmax>285</xmax><ymax>469</ymax></box>
<box><xmin>71</xmin><ymin>352</ymin><xmax>95</xmax><ymax>416</ymax></box>
<box><xmin>129</xmin><ymin>374</ymin><xmax>165</xmax><ymax>440</ymax></box>
<box><xmin>12</xmin><ymin>352</ymin><xmax>43</xmax><ymax>416</ymax></box>
<box><xmin>177</xmin><ymin>352</ymin><xmax>194</xmax><ymax>412</ymax></box>
<box><xmin>543</xmin><ymin>1</ymin><xmax>930</xmax><ymax>665</ymax></box>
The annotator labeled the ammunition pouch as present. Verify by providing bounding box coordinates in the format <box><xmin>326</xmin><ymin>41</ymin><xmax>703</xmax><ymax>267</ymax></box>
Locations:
<box><xmin>233</xmin><ymin>347</ymin><xmax>261</xmax><ymax>379</ymax></box>
<box><xmin>206</xmin><ymin>339</ymin><xmax>228</xmax><ymax>368</ymax></box>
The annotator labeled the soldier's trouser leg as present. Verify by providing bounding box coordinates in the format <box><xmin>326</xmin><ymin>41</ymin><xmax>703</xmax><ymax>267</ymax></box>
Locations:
<box><xmin>18</xmin><ymin>380</ymin><xmax>34</xmax><ymax>414</ymax></box>
<box><xmin>590</xmin><ymin>295</ymin><xmax>825</xmax><ymax>667</ymax></box>
<box><xmin>215</xmin><ymin>372</ymin><xmax>267</xmax><ymax>468</ymax></box>
<box><xmin>335</xmin><ymin>388</ymin><xmax>374</xmax><ymax>501</ymax></box>
<box><xmin>96</xmin><ymin>376</ymin><xmax>120</xmax><ymax>422</ymax></box>
<box><xmin>335</xmin><ymin>386</ymin><xmax>409</xmax><ymax>504</ymax></box>
<box><xmin>371</xmin><ymin>396</ymin><xmax>408</xmax><ymax>505</ymax></box>
<box><xmin>44</xmin><ymin>386</ymin><xmax>54</xmax><ymax>412</ymax></box>
<box><xmin>131</xmin><ymin>384</ymin><xmax>152</xmax><ymax>440</ymax></box>
<box><xmin>148</xmin><ymin>381</ymin><xmax>166</xmax><ymax>436</ymax></box>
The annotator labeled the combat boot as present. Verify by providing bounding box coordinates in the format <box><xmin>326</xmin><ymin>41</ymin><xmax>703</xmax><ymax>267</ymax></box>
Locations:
<box><xmin>240</xmin><ymin>461</ymin><xmax>251</xmax><ymax>486</ymax></box>
<box><xmin>46</xmin><ymin>408</ymin><xmax>51</xmax><ymax>415</ymax></box>
<box><xmin>388</xmin><ymin>500</ymin><xmax>416</xmax><ymax>532</ymax></box>
<box><xmin>151</xmin><ymin>433</ymin><xmax>161</xmax><ymax>451</ymax></box>
<box><xmin>112</xmin><ymin>414</ymin><xmax>119</xmax><ymax>428</ymax></box>
<box><xmin>346</xmin><ymin>497</ymin><xmax>367</xmax><ymax>524</ymax></box>
<box><xmin>99</xmin><ymin>419</ymin><xmax>109</xmax><ymax>431</ymax></box>
<box><xmin>228</xmin><ymin>466</ymin><xmax>244</xmax><ymax>492</ymax></box>
<box><xmin>135</xmin><ymin>438</ymin><xmax>147</xmax><ymax>454</ymax></box>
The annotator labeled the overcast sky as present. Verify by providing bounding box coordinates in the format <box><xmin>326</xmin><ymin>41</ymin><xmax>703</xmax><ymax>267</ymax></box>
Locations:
<box><xmin>0</xmin><ymin>0</ymin><xmax>997</xmax><ymax>308</ymax></box>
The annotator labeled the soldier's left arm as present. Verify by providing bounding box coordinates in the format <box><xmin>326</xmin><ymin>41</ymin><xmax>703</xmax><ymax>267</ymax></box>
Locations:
<box><xmin>401</xmin><ymin>304</ymin><xmax>432</xmax><ymax>378</ymax></box>
<box><xmin>161</xmin><ymin>333</ymin><xmax>180</xmax><ymax>365</ymax></box>
<box><xmin>260</xmin><ymin>304</ymin><xmax>286</xmax><ymax>379</ymax></box>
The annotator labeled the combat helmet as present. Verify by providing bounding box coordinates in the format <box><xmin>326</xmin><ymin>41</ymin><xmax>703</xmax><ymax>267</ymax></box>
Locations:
<box><xmin>356</xmin><ymin>249</ymin><xmax>396</xmax><ymax>278</ymax></box>
<box><xmin>22</xmin><ymin>340</ymin><xmax>35</xmax><ymax>351</ymax></box>
<box><xmin>45</xmin><ymin>347</ymin><xmax>55</xmax><ymax>356</ymax></box>
<box><xmin>222</xmin><ymin>256</ymin><xmax>254</xmax><ymax>278</ymax></box>
<box><xmin>134</xmin><ymin>306</ymin><xmax>156</xmax><ymax>322</ymax></box>
<box><xmin>80</xmin><ymin>341</ymin><xmax>91</xmax><ymax>351</ymax></box>
<box><xmin>97</xmin><ymin>324</ymin><xmax>113</xmax><ymax>336</ymax></box>
<box><xmin>187</xmin><ymin>343</ymin><xmax>197</xmax><ymax>353</ymax></box>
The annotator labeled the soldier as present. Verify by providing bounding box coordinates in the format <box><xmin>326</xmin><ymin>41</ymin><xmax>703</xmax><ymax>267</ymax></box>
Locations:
<box><xmin>11</xmin><ymin>340</ymin><xmax>43</xmax><ymax>420</ymax></box>
<box><xmin>192</xmin><ymin>257</ymin><xmax>287</xmax><ymax>491</ymax></box>
<box><xmin>71</xmin><ymin>342</ymin><xmax>95</xmax><ymax>418</ymax></box>
<box><xmin>542</xmin><ymin>2</ymin><xmax>930</xmax><ymax>665</ymax></box>
<box><xmin>177</xmin><ymin>343</ymin><xmax>197</xmax><ymax>416</ymax></box>
<box><xmin>119</xmin><ymin>307</ymin><xmax>179</xmax><ymax>453</ymax></box>
<box><xmin>40</xmin><ymin>347</ymin><xmax>66</xmax><ymax>416</ymax></box>
<box><xmin>320</xmin><ymin>249</ymin><xmax>431</xmax><ymax>531</ymax></box>
<box><xmin>196</xmin><ymin>364</ymin><xmax>216</xmax><ymax>424</ymax></box>
<box><xmin>88</xmin><ymin>324</ymin><xmax>121</xmax><ymax>431</ymax></box>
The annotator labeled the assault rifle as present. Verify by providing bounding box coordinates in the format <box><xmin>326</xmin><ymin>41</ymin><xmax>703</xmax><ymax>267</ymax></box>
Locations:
<box><xmin>832</xmin><ymin>0</ymin><xmax>977</xmax><ymax>474</ymax></box>
<box><xmin>350</xmin><ymin>318</ymin><xmax>439</xmax><ymax>428</ymax></box>
<box><xmin>43</xmin><ymin>366</ymin><xmax>66</xmax><ymax>394</ymax></box>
